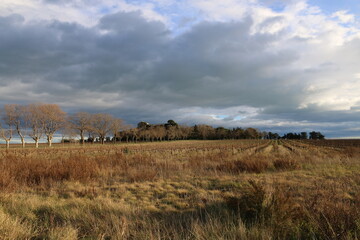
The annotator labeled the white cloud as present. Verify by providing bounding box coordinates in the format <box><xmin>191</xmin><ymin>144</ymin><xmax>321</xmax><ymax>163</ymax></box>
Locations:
<box><xmin>188</xmin><ymin>0</ymin><xmax>252</xmax><ymax>22</ymax></box>
<box><xmin>0</xmin><ymin>0</ymin><xmax>93</xmax><ymax>25</ymax></box>
<box><xmin>0</xmin><ymin>0</ymin><xmax>169</xmax><ymax>26</ymax></box>
<box><xmin>355</xmin><ymin>73</ymin><xmax>360</xmax><ymax>79</ymax></box>
<box><xmin>332</xmin><ymin>10</ymin><xmax>355</xmax><ymax>23</ymax></box>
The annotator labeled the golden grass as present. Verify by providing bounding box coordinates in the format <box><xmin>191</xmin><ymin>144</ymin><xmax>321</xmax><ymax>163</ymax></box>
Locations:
<box><xmin>0</xmin><ymin>139</ymin><xmax>359</xmax><ymax>239</ymax></box>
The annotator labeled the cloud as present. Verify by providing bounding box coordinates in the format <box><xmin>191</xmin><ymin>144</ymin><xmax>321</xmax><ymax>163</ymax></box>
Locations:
<box><xmin>0</xmin><ymin>0</ymin><xmax>360</xmax><ymax>137</ymax></box>
<box><xmin>0</xmin><ymin>0</ymin><xmax>169</xmax><ymax>27</ymax></box>
<box><xmin>332</xmin><ymin>10</ymin><xmax>355</xmax><ymax>23</ymax></box>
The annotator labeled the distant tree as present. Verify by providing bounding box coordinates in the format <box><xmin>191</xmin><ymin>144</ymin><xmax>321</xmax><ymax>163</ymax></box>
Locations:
<box><xmin>139</xmin><ymin>128</ymin><xmax>148</xmax><ymax>141</ymax></box>
<box><xmin>25</xmin><ymin>104</ymin><xmax>44</xmax><ymax>148</ymax></box>
<box><xmin>4</xmin><ymin>104</ymin><xmax>27</xmax><ymax>148</ymax></box>
<box><xmin>283</xmin><ymin>132</ymin><xmax>302</xmax><ymax>140</ymax></box>
<box><xmin>0</xmin><ymin>107</ymin><xmax>14</xmax><ymax>149</ymax></box>
<box><xmin>191</xmin><ymin>125</ymin><xmax>199</xmax><ymax>139</ymax></box>
<box><xmin>300</xmin><ymin>132</ymin><xmax>308</xmax><ymax>139</ymax></box>
<box><xmin>39</xmin><ymin>104</ymin><xmax>67</xmax><ymax>147</ymax></box>
<box><xmin>111</xmin><ymin>118</ymin><xmax>124</xmax><ymax>143</ymax></box>
<box><xmin>158</xmin><ymin>125</ymin><xmax>167</xmax><ymax>141</ymax></box>
<box><xmin>178</xmin><ymin>125</ymin><xmax>192</xmax><ymax>140</ymax></box>
<box><xmin>118</xmin><ymin>125</ymin><xmax>132</xmax><ymax>142</ymax></box>
<box><xmin>244</xmin><ymin>128</ymin><xmax>261</xmax><ymax>139</ymax></box>
<box><xmin>90</xmin><ymin>113</ymin><xmax>115</xmax><ymax>144</ymax></box>
<box><xmin>119</xmin><ymin>129</ymin><xmax>129</xmax><ymax>142</ymax></box>
<box><xmin>266</xmin><ymin>132</ymin><xmax>280</xmax><ymax>139</ymax></box>
<box><xmin>165</xmin><ymin>119</ymin><xmax>178</xmax><ymax>128</ymax></box>
<box><xmin>195</xmin><ymin>125</ymin><xmax>215</xmax><ymax>140</ymax></box>
<box><xmin>69</xmin><ymin>112</ymin><xmax>92</xmax><ymax>144</ymax></box>
<box><xmin>130</xmin><ymin>128</ymin><xmax>139</xmax><ymax>142</ymax></box>
<box><xmin>60</xmin><ymin>125</ymin><xmax>78</xmax><ymax>144</ymax></box>
<box><xmin>231</xmin><ymin>127</ymin><xmax>245</xmax><ymax>139</ymax></box>
<box><xmin>150</xmin><ymin>125</ymin><xmax>166</xmax><ymax>141</ymax></box>
<box><xmin>215</xmin><ymin>127</ymin><xmax>230</xmax><ymax>140</ymax></box>
<box><xmin>166</xmin><ymin>126</ymin><xmax>177</xmax><ymax>140</ymax></box>
<box><xmin>137</xmin><ymin>121</ymin><xmax>150</xmax><ymax>130</ymax></box>
<box><xmin>309</xmin><ymin>131</ymin><xmax>325</xmax><ymax>140</ymax></box>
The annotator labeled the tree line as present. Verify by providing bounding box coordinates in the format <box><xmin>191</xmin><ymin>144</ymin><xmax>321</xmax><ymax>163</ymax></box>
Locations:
<box><xmin>0</xmin><ymin>104</ymin><xmax>123</xmax><ymax>148</ymax></box>
<box><xmin>0</xmin><ymin>103</ymin><xmax>325</xmax><ymax>148</ymax></box>
<box><xmin>118</xmin><ymin>122</ymin><xmax>325</xmax><ymax>142</ymax></box>
<box><xmin>117</xmin><ymin>121</ymin><xmax>264</xmax><ymax>142</ymax></box>
<box><xmin>264</xmin><ymin>131</ymin><xmax>325</xmax><ymax>140</ymax></box>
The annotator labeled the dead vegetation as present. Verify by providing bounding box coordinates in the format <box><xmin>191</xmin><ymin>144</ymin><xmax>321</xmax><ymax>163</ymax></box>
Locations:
<box><xmin>0</xmin><ymin>139</ymin><xmax>359</xmax><ymax>239</ymax></box>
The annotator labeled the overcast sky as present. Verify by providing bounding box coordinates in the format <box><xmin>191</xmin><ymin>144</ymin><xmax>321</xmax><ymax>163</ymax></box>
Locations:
<box><xmin>1</xmin><ymin>0</ymin><xmax>360</xmax><ymax>138</ymax></box>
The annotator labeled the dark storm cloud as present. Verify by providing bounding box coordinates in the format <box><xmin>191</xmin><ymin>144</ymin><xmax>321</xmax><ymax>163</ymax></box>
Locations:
<box><xmin>149</xmin><ymin>19</ymin><xmax>301</xmax><ymax>108</ymax></box>
<box><xmin>0</xmin><ymin>11</ymin><xmax>168</xmax><ymax>90</ymax></box>
<box><xmin>0</xmin><ymin>10</ymin><xmax>359</xmax><ymax>136</ymax></box>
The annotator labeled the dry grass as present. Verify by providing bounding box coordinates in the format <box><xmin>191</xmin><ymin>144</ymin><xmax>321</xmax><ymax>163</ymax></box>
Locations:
<box><xmin>0</xmin><ymin>139</ymin><xmax>359</xmax><ymax>239</ymax></box>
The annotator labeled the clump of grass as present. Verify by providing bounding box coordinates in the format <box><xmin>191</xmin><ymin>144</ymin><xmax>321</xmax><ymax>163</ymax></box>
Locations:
<box><xmin>225</xmin><ymin>180</ymin><xmax>268</xmax><ymax>224</ymax></box>
<box><xmin>0</xmin><ymin>208</ymin><xmax>34</xmax><ymax>239</ymax></box>
<box><xmin>224</xmin><ymin>180</ymin><xmax>360</xmax><ymax>239</ymax></box>
<box><xmin>0</xmin><ymin>155</ymin><xmax>100</xmax><ymax>189</ymax></box>
<box><xmin>273</xmin><ymin>156</ymin><xmax>300</xmax><ymax>171</ymax></box>
<box><xmin>126</xmin><ymin>166</ymin><xmax>159</xmax><ymax>182</ymax></box>
<box><xmin>48</xmin><ymin>226</ymin><xmax>78</xmax><ymax>240</ymax></box>
<box><xmin>302</xmin><ymin>189</ymin><xmax>360</xmax><ymax>239</ymax></box>
<box><xmin>217</xmin><ymin>157</ymin><xmax>270</xmax><ymax>173</ymax></box>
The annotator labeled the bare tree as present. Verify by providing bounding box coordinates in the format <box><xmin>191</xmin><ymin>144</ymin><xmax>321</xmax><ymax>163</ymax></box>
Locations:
<box><xmin>244</xmin><ymin>128</ymin><xmax>261</xmax><ymax>139</ymax></box>
<box><xmin>111</xmin><ymin>118</ymin><xmax>124</xmax><ymax>143</ymax></box>
<box><xmin>69</xmin><ymin>112</ymin><xmax>92</xmax><ymax>144</ymax></box>
<box><xmin>0</xmin><ymin>107</ymin><xmax>14</xmax><ymax>149</ymax></box>
<box><xmin>156</xmin><ymin>125</ymin><xmax>166</xmax><ymax>141</ymax></box>
<box><xmin>178</xmin><ymin>125</ymin><xmax>192</xmax><ymax>140</ymax></box>
<box><xmin>90</xmin><ymin>113</ymin><xmax>114</xmax><ymax>144</ymax></box>
<box><xmin>39</xmin><ymin>104</ymin><xmax>66</xmax><ymax>147</ymax></box>
<box><xmin>60</xmin><ymin>124</ymin><xmax>78</xmax><ymax>144</ymax></box>
<box><xmin>118</xmin><ymin>124</ymin><xmax>132</xmax><ymax>142</ymax></box>
<box><xmin>194</xmin><ymin>125</ymin><xmax>215</xmax><ymax>140</ymax></box>
<box><xmin>130</xmin><ymin>128</ymin><xmax>139</xmax><ymax>142</ymax></box>
<box><xmin>25</xmin><ymin>104</ymin><xmax>44</xmax><ymax>148</ymax></box>
<box><xmin>166</xmin><ymin>125</ymin><xmax>178</xmax><ymax>141</ymax></box>
<box><xmin>24</xmin><ymin>103</ymin><xmax>66</xmax><ymax>148</ymax></box>
<box><xmin>151</xmin><ymin>125</ymin><xmax>166</xmax><ymax>141</ymax></box>
<box><xmin>4</xmin><ymin>104</ymin><xmax>27</xmax><ymax>148</ymax></box>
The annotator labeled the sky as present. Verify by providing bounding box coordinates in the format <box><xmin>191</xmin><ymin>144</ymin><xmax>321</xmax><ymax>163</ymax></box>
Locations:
<box><xmin>1</xmin><ymin>0</ymin><xmax>360</xmax><ymax>138</ymax></box>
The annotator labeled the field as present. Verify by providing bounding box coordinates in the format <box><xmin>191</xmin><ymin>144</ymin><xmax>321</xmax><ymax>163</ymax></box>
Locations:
<box><xmin>0</xmin><ymin>139</ymin><xmax>360</xmax><ymax>239</ymax></box>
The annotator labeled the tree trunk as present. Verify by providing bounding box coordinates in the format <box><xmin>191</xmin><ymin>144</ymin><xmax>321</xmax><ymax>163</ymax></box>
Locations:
<box><xmin>35</xmin><ymin>140</ymin><xmax>39</xmax><ymax>148</ymax></box>
<box><xmin>5</xmin><ymin>140</ymin><xmax>10</xmax><ymax>149</ymax></box>
<box><xmin>80</xmin><ymin>131</ymin><xmax>84</xmax><ymax>144</ymax></box>
<box><xmin>19</xmin><ymin>133</ymin><xmax>26</xmax><ymax>148</ymax></box>
<box><xmin>47</xmin><ymin>135</ymin><xmax>53</xmax><ymax>147</ymax></box>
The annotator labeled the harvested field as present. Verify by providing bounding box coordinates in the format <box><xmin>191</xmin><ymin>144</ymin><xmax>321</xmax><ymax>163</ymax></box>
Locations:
<box><xmin>0</xmin><ymin>139</ymin><xmax>359</xmax><ymax>239</ymax></box>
